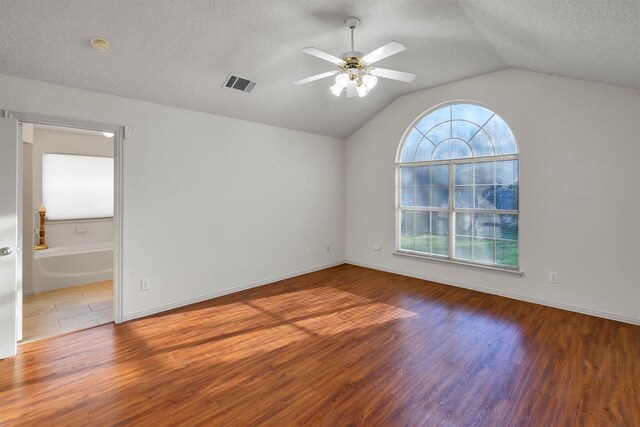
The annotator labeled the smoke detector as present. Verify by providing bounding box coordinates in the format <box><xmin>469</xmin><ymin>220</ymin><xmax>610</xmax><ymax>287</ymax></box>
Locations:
<box><xmin>91</xmin><ymin>38</ymin><xmax>110</xmax><ymax>53</ymax></box>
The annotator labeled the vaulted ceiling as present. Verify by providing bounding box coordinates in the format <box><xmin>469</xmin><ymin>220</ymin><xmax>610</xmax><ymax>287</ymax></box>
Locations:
<box><xmin>0</xmin><ymin>0</ymin><xmax>638</xmax><ymax>139</ymax></box>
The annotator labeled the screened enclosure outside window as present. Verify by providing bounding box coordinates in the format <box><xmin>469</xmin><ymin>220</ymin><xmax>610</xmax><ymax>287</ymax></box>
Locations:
<box><xmin>42</xmin><ymin>153</ymin><xmax>114</xmax><ymax>220</ymax></box>
<box><xmin>397</xmin><ymin>103</ymin><xmax>519</xmax><ymax>269</ymax></box>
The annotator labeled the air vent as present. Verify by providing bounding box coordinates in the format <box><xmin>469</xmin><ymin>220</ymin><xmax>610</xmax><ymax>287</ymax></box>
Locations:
<box><xmin>222</xmin><ymin>74</ymin><xmax>257</xmax><ymax>93</ymax></box>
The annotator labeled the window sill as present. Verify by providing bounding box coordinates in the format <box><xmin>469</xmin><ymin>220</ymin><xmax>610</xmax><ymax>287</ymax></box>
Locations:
<box><xmin>393</xmin><ymin>250</ymin><xmax>524</xmax><ymax>276</ymax></box>
<box><xmin>46</xmin><ymin>217</ymin><xmax>114</xmax><ymax>224</ymax></box>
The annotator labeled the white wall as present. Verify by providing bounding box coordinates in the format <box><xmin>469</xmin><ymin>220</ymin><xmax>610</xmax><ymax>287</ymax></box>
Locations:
<box><xmin>21</xmin><ymin>141</ymin><xmax>33</xmax><ymax>294</ymax></box>
<box><xmin>346</xmin><ymin>68</ymin><xmax>640</xmax><ymax>324</ymax></box>
<box><xmin>21</xmin><ymin>124</ymin><xmax>34</xmax><ymax>294</ymax></box>
<box><xmin>0</xmin><ymin>73</ymin><xmax>345</xmax><ymax>320</ymax></box>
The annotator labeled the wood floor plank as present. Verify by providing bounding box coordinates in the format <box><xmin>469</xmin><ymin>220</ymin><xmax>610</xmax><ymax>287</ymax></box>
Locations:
<box><xmin>1</xmin><ymin>264</ymin><xmax>639</xmax><ymax>425</ymax></box>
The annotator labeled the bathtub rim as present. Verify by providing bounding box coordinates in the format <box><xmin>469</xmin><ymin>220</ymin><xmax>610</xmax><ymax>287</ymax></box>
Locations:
<box><xmin>34</xmin><ymin>241</ymin><xmax>114</xmax><ymax>259</ymax></box>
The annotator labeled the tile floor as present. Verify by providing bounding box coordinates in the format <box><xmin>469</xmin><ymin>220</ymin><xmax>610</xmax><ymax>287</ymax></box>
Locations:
<box><xmin>22</xmin><ymin>281</ymin><xmax>113</xmax><ymax>343</ymax></box>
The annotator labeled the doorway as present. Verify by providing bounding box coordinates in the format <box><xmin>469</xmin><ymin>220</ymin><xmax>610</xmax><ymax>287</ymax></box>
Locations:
<box><xmin>22</xmin><ymin>123</ymin><xmax>115</xmax><ymax>342</ymax></box>
<box><xmin>0</xmin><ymin>111</ymin><xmax>124</xmax><ymax>354</ymax></box>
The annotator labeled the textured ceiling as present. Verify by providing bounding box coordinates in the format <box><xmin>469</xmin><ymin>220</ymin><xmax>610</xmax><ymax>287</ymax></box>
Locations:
<box><xmin>0</xmin><ymin>0</ymin><xmax>638</xmax><ymax>139</ymax></box>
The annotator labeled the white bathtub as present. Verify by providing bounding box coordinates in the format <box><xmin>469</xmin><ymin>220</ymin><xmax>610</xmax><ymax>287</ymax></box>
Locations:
<box><xmin>33</xmin><ymin>241</ymin><xmax>113</xmax><ymax>292</ymax></box>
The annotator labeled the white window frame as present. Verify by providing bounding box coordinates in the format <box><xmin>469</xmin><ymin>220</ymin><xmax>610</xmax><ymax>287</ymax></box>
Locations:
<box><xmin>394</xmin><ymin>103</ymin><xmax>521</xmax><ymax>274</ymax></box>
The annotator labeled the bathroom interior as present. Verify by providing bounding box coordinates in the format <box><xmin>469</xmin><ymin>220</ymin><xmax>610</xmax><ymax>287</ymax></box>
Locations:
<box><xmin>21</xmin><ymin>123</ymin><xmax>114</xmax><ymax>342</ymax></box>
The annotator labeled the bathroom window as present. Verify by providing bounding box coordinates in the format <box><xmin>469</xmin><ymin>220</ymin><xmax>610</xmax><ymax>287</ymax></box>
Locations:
<box><xmin>396</xmin><ymin>103</ymin><xmax>519</xmax><ymax>270</ymax></box>
<box><xmin>42</xmin><ymin>153</ymin><xmax>114</xmax><ymax>220</ymax></box>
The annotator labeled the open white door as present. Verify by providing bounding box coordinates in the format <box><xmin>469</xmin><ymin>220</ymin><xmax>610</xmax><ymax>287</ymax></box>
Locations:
<box><xmin>0</xmin><ymin>117</ymin><xmax>19</xmax><ymax>359</ymax></box>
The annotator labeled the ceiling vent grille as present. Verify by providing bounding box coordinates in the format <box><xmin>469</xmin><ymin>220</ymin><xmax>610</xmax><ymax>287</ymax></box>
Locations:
<box><xmin>222</xmin><ymin>74</ymin><xmax>257</xmax><ymax>93</ymax></box>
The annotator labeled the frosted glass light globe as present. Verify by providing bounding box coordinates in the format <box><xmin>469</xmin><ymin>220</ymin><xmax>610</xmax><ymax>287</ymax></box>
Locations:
<box><xmin>362</xmin><ymin>74</ymin><xmax>377</xmax><ymax>89</ymax></box>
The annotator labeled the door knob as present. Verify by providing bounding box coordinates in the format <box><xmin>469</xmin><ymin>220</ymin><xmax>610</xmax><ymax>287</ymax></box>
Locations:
<box><xmin>0</xmin><ymin>247</ymin><xmax>12</xmax><ymax>256</ymax></box>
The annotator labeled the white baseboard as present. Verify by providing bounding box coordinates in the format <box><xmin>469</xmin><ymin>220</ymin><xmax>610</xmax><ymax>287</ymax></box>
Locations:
<box><xmin>121</xmin><ymin>261</ymin><xmax>346</xmax><ymax>322</ymax></box>
<box><xmin>346</xmin><ymin>260</ymin><xmax>640</xmax><ymax>326</ymax></box>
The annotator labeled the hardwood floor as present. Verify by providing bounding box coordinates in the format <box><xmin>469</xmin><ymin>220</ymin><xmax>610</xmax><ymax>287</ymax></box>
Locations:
<box><xmin>22</xmin><ymin>281</ymin><xmax>113</xmax><ymax>342</ymax></box>
<box><xmin>1</xmin><ymin>264</ymin><xmax>638</xmax><ymax>425</ymax></box>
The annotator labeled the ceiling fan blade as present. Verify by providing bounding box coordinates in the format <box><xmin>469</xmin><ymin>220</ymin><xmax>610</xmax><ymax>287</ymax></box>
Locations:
<box><xmin>294</xmin><ymin>71</ymin><xmax>336</xmax><ymax>85</ymax></box>
<box><xmin>346</xmin><ymin>80</ymin><xmax>357</xmax><ymax>98</ymax></box>
<box><xmin>301</xmin><ymin>47</ymin><xmax>344</xmax><ymax>65</ymax></box>
<box><xmin>369</xmin><ymin>67</ymin><xmax>416</xmax><ymax>83</ymax></box>
<box><xmin>361</xmin><ymin>41</ymin><xmax>406</xmax><ymax>65</ymax></box>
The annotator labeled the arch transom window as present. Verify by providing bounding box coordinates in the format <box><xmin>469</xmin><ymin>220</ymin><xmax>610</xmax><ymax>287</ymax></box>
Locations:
<box><xmin>396</xmin><ymin>103</ymin><xmax>519</xmax><ymax>269</ymax></box>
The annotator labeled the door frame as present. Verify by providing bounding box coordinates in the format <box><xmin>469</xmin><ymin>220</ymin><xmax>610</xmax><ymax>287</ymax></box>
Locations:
<box><xmin>3</xmin><ymin>110</ymin><xmax>126</xmax><ymax>327</ymax></box>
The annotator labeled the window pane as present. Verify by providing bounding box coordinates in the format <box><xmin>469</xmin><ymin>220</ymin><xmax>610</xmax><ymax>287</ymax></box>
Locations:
<box><xmin>454</xmin><ymin>186</ymin><xmax>472</xmax><ymax>208</ymax></box>
<box><xmin>415</xmin><ymin>106</ymin><xmax>450</xmax><ymax>135</ymax></box>
<box><xmin>474</xmin><ymin>162</ymin><xmax>494</xmax><ymax>184</ymax></box>
<box><xmin>468</xmin><ymin>130</ymin><xmax>494</xmax><ymax>157</ymax></box>
<box><xmin>452</xmin><ymin>120</ymin><xmax>481</xmax><ymax>141</ymax></box>
<box><xmin>414</xmin><ymin>140</ymin><xmax>435</xmax><ymax>162</ymax></box>
<box><xmin>400</xmin><ymin>167</ymin><xmax>415</xmax><ymax>186</ymax></box>
<box><xmin>432</xmin><ymin>165</ymin><xmax>449</xmax><ymax>185</ymax></box>
<box><xmin>431</xmin><ymin>236</ymin><xmax>448</xmax><ymax>256</ymax></box>
<box><xmin>432</xmin><ymin>139</ymin><xmax>472</xmax><ymax>160</ymax></box>
<box><xmin>452</xmin><ymin>104</ymin><xmax>494</xmax><ymax>125</ymax></box>
<box><xmin>415</xmin><ymin>211</ymin><xmax>431</xmax><ymax>235</ymax></box>
<box><xmin>432</xmin><ymin>211</ymin><xmax>448</xmax><ymax>236</ymax></box>
<box><xmin>432</xmin><ymin>186</ymin><xmax>449</xmax><ymax>207</ymax></box>
<box><xmin>473</xmin><ymin>238</ymin><xmax>495</xmax><ymax>263</ymax></box>
<box><xmin>415</xmin><ymin>211</ymin><xmax>431</xmax><ymax>253</ymax></box>
<box><xmin>484</xmin><ymin>115</ymin><xmax>517</xmax><ymax>155</ymax></box>
<box><xmin>474</xmin><ymin>185</ymin><xmax>495</xmax><ymax>209</ymax></box>
<box><xmin>416</xmin><ymin>187</ymin><xmax>431</xmax><ymax>207</ymax></box>
<box><xmin>473</xmin><ymin>213</ymin><xmax>494</xmax><ymax>238</ymax></box>
<box><xmin>455</xmin><ymin>163</ymin><xmax>473</xmax><ymax>185</ymax></box>
<box><xmin>415</xmin><ymin>235</ymin><xmax>430</xmax><ymax>252</ymax></box>
<box><xmin>455</xmin><ymin>212</ymin><xmax>472</xmax><ymax>236</ymax></box>
<box><xmin>455</xmin><ymin>236</ymin><xmax>472</xmax><ymax>260</ymax></box>
<box><xmin>496</xmin><ymin>240</ymin><xmax>518</xmax><ymax>266</ymax></box>
<box><xmin>431</xmin><ymin>211</ymin><xmax>448</xmax><ymax>255</ymax></box>
<box><xmin>426</xmin><ymin>122</ymin><xmax>451</xmax><ymax>145</ymax></box>
<box><xmin>42</xmin><ymin>153</ymin><xmax>114</xmax><ymax>220</ymax></box>
<box><xmin>416</xmin><ymin>166</ymin><xmax>431</xmax><ymax>185</ymax></box>
<box><xmin>496</xmin><ymin>185</ymin><xmax>518</xmax><ymax>210</ymax></box>
<box><xmin>400</xmin><ymin>211</ymin><xmax>415</xmax><ymax>250</ymax></box>
<box><xmin>400</xmin><ymin>187</ymin><xmax>415</xmax><ymax>206</ymax></box>
<box><xmin>400</xmin><ymin>128</ymin><xmax>423</xmax><ymax>162</ymax></box>
<box><xmin>496</xmin><ymin>214</ymin><xmax>518</xmax><ymax>240</ymax></box>
<box><xmin>495</xmin><ymin>160</ymin><xmax>518</xmax><ymax>184</ymax></box>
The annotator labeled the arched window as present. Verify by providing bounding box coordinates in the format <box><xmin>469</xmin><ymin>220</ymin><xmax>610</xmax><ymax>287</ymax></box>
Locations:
<box><xmin>396</xmin><ymin>103</ymin><xmax>519</xmax><ymax>269</ymax></box>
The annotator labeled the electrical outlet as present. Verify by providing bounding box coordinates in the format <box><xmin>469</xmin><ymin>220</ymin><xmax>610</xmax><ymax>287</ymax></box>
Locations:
<box><xmin>305</xmin><ymin>248</ymin><xmax>310</xmax><ymax>257</ymax></box>
<box><xmin>141</xmin><ymin>278</ymin><xmax>151</xmax><ymax>291</ymax></box>
<box><xmin>373</xmin><ymin>245</ymin><xmax>382</xmax><ymax>252</ymax></box>
<box><xmin>549</xmin><ymin>272</ymin><xmax>559</xmax><ymax>284</ymax></box>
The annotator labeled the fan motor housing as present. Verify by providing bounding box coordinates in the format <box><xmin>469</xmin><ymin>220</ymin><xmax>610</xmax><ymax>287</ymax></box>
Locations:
<box><xmin>343</xmin><ymin>56</ymin><xmax>363</xmax><ymax>69</ymax></box>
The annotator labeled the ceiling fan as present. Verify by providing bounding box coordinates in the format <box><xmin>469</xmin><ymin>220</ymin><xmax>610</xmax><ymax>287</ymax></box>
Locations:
<box><xmin>294</xmin><ymin>17</ymin><xmax>416</xmax><ymax>98</ymax></box>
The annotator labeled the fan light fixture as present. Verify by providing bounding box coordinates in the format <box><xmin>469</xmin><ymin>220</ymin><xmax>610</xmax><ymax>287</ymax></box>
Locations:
<box><xmin>294</xmin><ymin>17</ymin><xmax>415</xmax><ymax>98</ymax></box>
